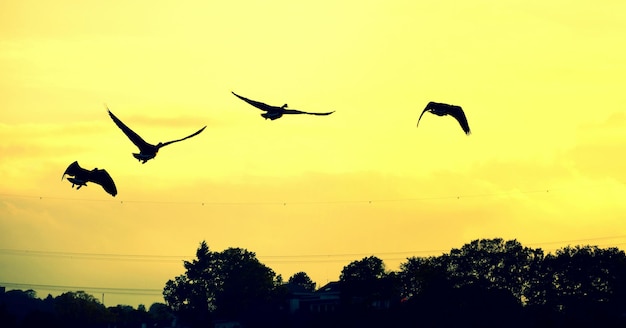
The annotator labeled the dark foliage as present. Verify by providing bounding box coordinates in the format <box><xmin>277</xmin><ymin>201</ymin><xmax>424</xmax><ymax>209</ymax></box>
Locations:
<box><xmin>3</xmin><ymin>238</ymin><xmax>626</xmax><ymax>327</ymax></box>
<box><xmin>288</xmin><ymin>272</ymin><xmax>316</xmax><ymax>292</ymax></box>
<box><xmin>163</xmin><ymin>241</ymin><xmax>279</xmax><ymax>327</ymax></box>
<box><xmin>339</xmin><ymin>256</ymin><xmax>401</xmax><ymax>311</ymax></box>
<box><xmin>0</xmin><ymin>289</ymin><xmax>172</xmax><ymax>328</ymax></box>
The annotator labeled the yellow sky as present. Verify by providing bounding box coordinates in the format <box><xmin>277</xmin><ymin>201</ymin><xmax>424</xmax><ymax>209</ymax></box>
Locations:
<box><xmin>1</xmin><ymin>0</ymin><xmax>626</xmax><ymax>307</ymax></box>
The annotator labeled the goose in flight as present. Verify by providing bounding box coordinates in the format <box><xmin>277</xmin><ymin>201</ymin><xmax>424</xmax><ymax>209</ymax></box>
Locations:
<box><xmin>62</xmin><ymin>161</ymin><xmax>117</xmax><ymax>196</ymax></box>
<box><xmin>231</xmin><ymin>91</ymin><xmax>334</xmax><ymax>120</ymax></box>
<box><xmin>417</xmin><ymin>101</ymin><xmax>471</xmax><ymax>135</ymax></box>
<box><xmin>107</xmin><ymin>108</ymin><xmax>206</xmax><ymax>163</ymax></box>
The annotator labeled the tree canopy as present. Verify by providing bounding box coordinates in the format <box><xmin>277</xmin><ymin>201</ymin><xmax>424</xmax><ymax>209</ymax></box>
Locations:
<box><xmin>163</xmin><ymin>241</ymin><xmax>278</xmax><ymax>326</ymax></box>
<box><xmin>0</xmin><ymin>289</ymin><xmax>171</xmax><ymax>328</ymax></box>
<box><xmin>4</xmin><ymin>237</ymin><xmax>626</xmax><ymax>327</ymax></box>
<box><xmin>288</xmin><ymin>272</ymin><xmax>316</xmax><ymax>292</ymax></box>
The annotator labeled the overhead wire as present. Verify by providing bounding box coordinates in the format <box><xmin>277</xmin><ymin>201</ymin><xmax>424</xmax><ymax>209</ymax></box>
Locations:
<box><xmin>1</xmin><ymin>235</ymin><xmax>624</xmax><ymax>264</ymax></box>
<box><xmin>0</xmin><ymin>282</ymin><xmax>162</xmax><ymax>296</ymax></box>
<box><xmin>2</xmin><ymin>177</ymin><xmax>623</xmax><ymax>207</ymax></box>
<box><xmin>1</xmin><ymin>186</ymin><xmax>624</xmax><ymax>296</ymax></box>
<box><xmin>2</xmin><ymin>236</ymin><xmax>624</xmax><ymax>298</ymax></box>
<box><xmin>2</xmin><ymin>239</ymin><xmax>625</xmax><ymax>298</ymax></box>
<box><xmin>0</xmin><ymin>249</ymin><xmax>187</xmax><ymax>263</ymax></box>
<box><xmin>0</xmin><ymin>187</ymin><xmax>560</xmax><ymax>206</ymax></box>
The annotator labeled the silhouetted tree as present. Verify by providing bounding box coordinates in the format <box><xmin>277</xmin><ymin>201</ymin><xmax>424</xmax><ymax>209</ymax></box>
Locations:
<box><xmin>446</xmin><ymin>238</ymin><xmax>544</xmax><ymax>303</ymax></box>
<box><xmin>163</xmin><ymin>241</ymin><xmax>278</xmax><ymax>327</ymax></box>
<box><xmin>539</xmin><ymin>245</ymin><xmax>626</xmax><ymax>326</ymax></box>
<box><xmin>0</xmin><ymin>289</ymin><xmax>55</xmax><ymax>328</ymax></box>
<box><xmin>54</xmin><ymin>291</ymin><xmax>109</xmax><ymax>327</ymax></box>
<box><xmin>397</xmin><ymin>240</ymin><xmax>542</xmax><ymax>327</ymax></box>
<box><xmin>216</xmin><ymin>247</ymin><xmax>278</xmax><ymax>319</ymax></box>
<box><xmin>108</xmin><ymin>304</ymin><xmax>148</xmax><ymax>327</ymax></box>
<box><xmin>148</xmin><ymin>302</ymin><xmax>175</xmax><ymax>327</ymax></box>
<box><xmin>339</xmin><ymin>256</ymin><xmax>400</xmax><ymax>311</ymax></box>
<box><xmin>163</xmin><ymin>242</ymin><xmax>215</xmax><ymax>327</ymax></box>
<box><xmin>5</xmin><ymin>237</ymin><xmax>624</xmax><ymax>327</ymax></box>
<box><xmin>288</xmin><ymin>272</ymin><xmax>316</xmax><ymax>292</ymax></box>
<box><xmin>340</xmin><ymin>256</ymin><xmax>386</xmax><ymax>282</ymax></box>
<box><xmin>399</xmin><ymin>255</ymin><xmax>450</xmax><ymax>299</ymax></box>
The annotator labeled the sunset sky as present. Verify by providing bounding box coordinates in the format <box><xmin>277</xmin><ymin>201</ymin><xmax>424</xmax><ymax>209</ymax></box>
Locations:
<box><xmin>1</xmin><ymin>1</ymin><xmax>625</xmax><ymax>307</ymax></box>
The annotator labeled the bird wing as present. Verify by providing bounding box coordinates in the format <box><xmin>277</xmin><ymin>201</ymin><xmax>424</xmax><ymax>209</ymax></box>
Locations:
<box><xmin>88</xmin><ymin>168</ymin><xmax>117</xmax><ymax>196</ymax></box>
<box><xmin>62</xmin><ymin>161</ymin><xmax>82</xmax><ymax>180</ymax></box>
<box><xmin>416</xmin><ymin>106</ymin><xmax>430</xmax><ymax>127</ymax></box>
<box><xmin>159</xmin><ymin>126</ymin><xmax>207</xmax><ymax>148</ymax></box>
<box><xmin>282</xmin><ymin>109</ymin><xmax>335</xmax><ymax>116</ymax></box>
<box><xmin>231</xmin><ymin>92</ymin><xmax>277</xmax><ymax>112</ymax></box>
<box><xmin>448</xmin><ymin>106</ymin><xmax>471</xmax><ymax>135</ymax></box>
<box><xmin>107</xmin><ymin>109</ymin><xmax>152</xmax><ymax>150</ymax></box>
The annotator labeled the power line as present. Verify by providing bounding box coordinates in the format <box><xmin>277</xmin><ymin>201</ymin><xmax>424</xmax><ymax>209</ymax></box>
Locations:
<box><xmin>3</xmin><ymin>179</ymin><xmax>622</xmax><ymax>207</ymax></box>
<box><xmin>3</xmin><ymin>243</ymin><xmax>626</xmax><ymax>297</ymax></box>
<box><xmin>0</xmin><ymin>282</ymin><xmax>162</xmax><ymax>296</ymax></box>
<box><xmin>525</xmin><ymin>235</ymin><xmax>626</xmax><ymax>247</ymax></box>
<box><xmin>0</xmin><ymin>187</ymin><xmax>560</xmax><ymax>206</ymax></box>
<box><xmin>0</xmin><ymin>248</ymin><xmax>438</xmax><ymax>263</ymax></box>
<box><xmin>2</xmin><ymin>240</ymin><xmax>625</xmax><ymax>299</ymax></box>
<box><xmin>4</xmin><ymin>174</ymin><xmax>623</xmax><ymax>206</ymax></box>
<box><xmin>0</xmin><ymin>249</ymin><xmax>188</xmax><ymax>263</ymax></box>
<box><xmin>1</xmin><ymin>235</ymin><xmax>624</xmax><ymax>264</ymax></box>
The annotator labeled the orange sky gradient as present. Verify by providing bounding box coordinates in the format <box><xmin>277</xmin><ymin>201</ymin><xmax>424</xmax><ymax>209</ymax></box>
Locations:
<box><xmin>1</xmin><ymin>1</ymin><xmax>626</xmax><ymax>307</ymax></box>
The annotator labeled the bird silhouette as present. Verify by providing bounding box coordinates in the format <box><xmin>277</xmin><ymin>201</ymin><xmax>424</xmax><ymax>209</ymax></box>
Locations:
<box><xmin>62</xmin><ymin>161</ymin><xmax>117</xmax><ymax>196</ymax></box>
<box><xmin>417</xmin><ymin>101</ymin><xmax>471</xmax><ymax>135</ymax></box>
<box><xmin>107</xmin><ymin>107</ymin><xmax>206</xmax><ymax>163</ymax></box>
<box><xmin>231</xmin><ymin>91</ymin><xmax>334</xmax><ymax>120</ymax></box>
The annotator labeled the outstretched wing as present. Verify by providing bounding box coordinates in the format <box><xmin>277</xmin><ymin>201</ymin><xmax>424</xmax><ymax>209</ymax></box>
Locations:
<box><xmin>159</xmin><ymin>126</ymin><xmax>207</xmax><ymax>147</ymax></box>
<box><xmin>107</xmin><ymin>108</ymin><xmax>151</xmax><ymax>149</ymax></box>
<box><xmin>447</xmin><ymin>106</ymin><xmax>471</xmax><ymax>135</ymax></box>
<box><xmin>282</xmin><ymin>109</ymin><xmax>335</xmax><ymax>116</ymax></box>
<box><xmin>416</xmin><ymin>106</ymin><xmax>431</xmax><ymax>128</ymax></box>
<box><xmin>88</xmin><ymin>169</ymin><xmax>117</xmax><ymax>196</ymax></box>
<box><xmin>231</xmin><ymin>92</ymin><xmax>276</xmax><ymax>112</ymax></box>
<box><xmin>62</xmin><ymin>161</ymin><xmax>83</xmax><ymax>180</ymax></box>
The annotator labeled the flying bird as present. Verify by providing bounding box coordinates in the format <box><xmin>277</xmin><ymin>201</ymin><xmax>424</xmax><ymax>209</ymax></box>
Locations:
<box><xmin>107</xmin><ymin>108</ymin><xmax>206</xmax><ymax>163</ymax></box>
<box><xmin>62</xmin><ymin>161</ymin><xmax>117</xmax><ymax>196</ymax></box>
<box><xmin>231</xmin><ymin>91</ymin><xmax>334</xmax><ymax>120</ymax></box>
<box><xmin>417</xmin><ymin>101</ymin><xmax>471</xmax><ymax>135</ymax></box>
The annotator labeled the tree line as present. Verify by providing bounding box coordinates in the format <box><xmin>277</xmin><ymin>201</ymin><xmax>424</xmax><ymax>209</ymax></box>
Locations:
<box><xmin>164</xmin><ymin>239</ymin><xmax>626</xmax><ymax>327</ymax></box>
<box><xmin>0</xmin><ymin>289</ymin><xmax>173</xmax><ymax>328</ymax></box>
<box><xmin>2</xmin><ymin>238</ymin><xmax>626</xmax><ymax>327</ymax></box>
